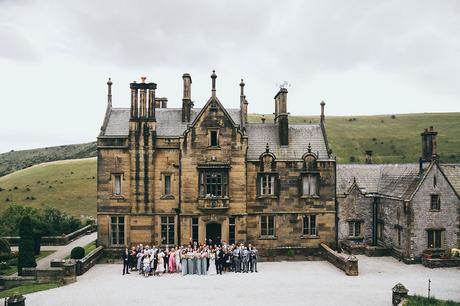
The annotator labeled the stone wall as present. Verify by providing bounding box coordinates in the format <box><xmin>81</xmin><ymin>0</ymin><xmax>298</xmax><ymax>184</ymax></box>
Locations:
<box><xmin>411</xmin><ymin>165</ymin><xmax>459</xmax><ymax>258</ymax></box>
<box><xmin>337</xmin><ymin>186</ymin><xmax>373</xmax><ymax>245</ymax></box>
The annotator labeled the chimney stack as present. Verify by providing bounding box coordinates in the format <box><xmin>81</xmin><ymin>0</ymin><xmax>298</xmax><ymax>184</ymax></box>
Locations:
<box><xmin>240</xmin><ymin>79</ymin><xmax>248</xmax><ymax>126</ymax></box>
<box><xmin>421</xmin><ymin>126</ymin><xmax>438</xmax><ymax>162</ymax></box>
<box><xmin>365</xmin><ymin>150</ymin><xmax>373</xmax><ymax>164</ymax></box>
<box><xmin>182</xmin><ymin>73</ymin><xmax>193</xmax><ymax>122</ymax></box>
<box><xmin>155</xmin><ymin>97</ymin><xmax>168</xmax><ymax>109</ymax></box>
<box><xmin>130</xmin><ymin>77</ymin><xmax>157</xmax><ymax>120</ymax></box>
<box><xmin>147</xmin><ymin>82</ymin><xmax>156</xmax><ymax>119</ymax></box>
<box><xmin>274</xmin><ymin>87</ymin><xmax>289</xmax><ymax>146</ymax></box>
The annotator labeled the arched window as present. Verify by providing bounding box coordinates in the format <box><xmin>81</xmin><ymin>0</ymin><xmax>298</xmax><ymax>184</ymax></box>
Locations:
<box><xmin>257</xmin><ymin>146</ymin><xmax>279</xmax><ymax>197</ymax></box>
<box><xmin>300</xmin><ymin>147</ymin><xmax>319</xmax><ymax>197</ymax></box>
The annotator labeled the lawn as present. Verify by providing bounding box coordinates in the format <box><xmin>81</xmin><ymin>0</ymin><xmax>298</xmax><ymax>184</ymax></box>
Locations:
<box><xmin>0</xmin><ymin>250</ymin><xmax>56</xmax><ymax>276</ymax></box>
<box><xmin>0</xmin><ymin>282</ymin><xmax>60</xmax><ymax>299</ymax></box>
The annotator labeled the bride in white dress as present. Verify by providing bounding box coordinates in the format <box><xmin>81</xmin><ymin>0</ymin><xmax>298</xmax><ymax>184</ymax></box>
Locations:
<box><xmin>208</xmin><ymin>250</ymin><xmax>217</xmax><ymax>275</ymax></box>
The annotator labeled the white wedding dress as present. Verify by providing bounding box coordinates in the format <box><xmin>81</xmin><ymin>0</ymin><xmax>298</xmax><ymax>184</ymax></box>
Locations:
<box><xmin>208</xmin><ymin>253</ymin><xmax>217</xmax><ymax>275</ymax></box>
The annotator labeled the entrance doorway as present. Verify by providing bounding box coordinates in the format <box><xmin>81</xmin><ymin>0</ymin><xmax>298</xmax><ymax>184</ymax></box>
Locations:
<box><xmin>206</xmin><ymin>223</ymin><xmax>221</xmax><ymax>246</ymax></box>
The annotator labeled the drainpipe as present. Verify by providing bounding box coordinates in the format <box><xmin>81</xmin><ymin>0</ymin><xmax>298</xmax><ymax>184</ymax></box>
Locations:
<box><xmin>177</xmin><ymin>149</ymin><xmax>182</xmax><ymax>245</ymax></box>
<box><xmin>372</xmin><ymin>197</ymin><xmax>378</xmax><ymax>246</ymax></box>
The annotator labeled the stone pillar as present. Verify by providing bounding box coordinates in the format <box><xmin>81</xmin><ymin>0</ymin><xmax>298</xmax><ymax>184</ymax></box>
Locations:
<box><xmin>392</xmin><ymin>283</ymin><xmax>408</xmax><ymax>306</ymax></box>
<box><xmin>5</xmin><ymin>294</ymin><xmax>26</xmax><ymax>306</ymax></box>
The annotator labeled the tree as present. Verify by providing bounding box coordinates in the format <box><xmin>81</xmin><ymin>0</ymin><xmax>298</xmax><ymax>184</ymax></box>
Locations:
<box><xmin>17</xmin><ymin>216</ymin><xmax>36</xmax><ymax>275</ymax></box>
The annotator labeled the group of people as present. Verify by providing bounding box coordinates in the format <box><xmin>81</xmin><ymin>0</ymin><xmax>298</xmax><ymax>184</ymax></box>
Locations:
<box><xmin>121</xmin><ymin>241</ymin><xmax>259</xmax><ymax>277</ymax></box>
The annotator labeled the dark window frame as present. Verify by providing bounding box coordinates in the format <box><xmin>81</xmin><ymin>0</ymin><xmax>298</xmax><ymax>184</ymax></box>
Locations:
<box><xmin>161</xmin><ymin>216</ymin><xmax>175</xmax><ymax>245</ymax></box>
<box><xmin>427</xmin><ymin>229</ymin><xmax>443</xmax><ymax>249</ymax></box>
<box><xmin>164</xmin><ymin>175</ymin><xmax>171</xmax><ymax>195</ymax></box>
<box><xmin>430</xmin><ymin>194</ymin><xmax>440</xmax><ymax>210</ymax></box>
<box><xmin>303</xmin><ymin>215</ymin><xmax>318</xmax><ymax>236</ymax></box>
<box><xmin>191</xmin><ymin>217</ymin><xmax>199</xmax><ymax>243</ymax></box>
<box><xmin>348</xmin><ymin>221</ymin><xmax>362</xmax><ymax>238</ymax></box>
<box><xmin>110</xmin><ymin>216</ymin><xmax>125</xmax><ymax>246</ymax></box>
<box><xmin>260</xmin><ymin>215</ymin><xmax>275</xmax><ymax>237</ymax></box>
<box><xmin>229</xmin><ymin>217</ymin><xmax>236</xmax><ymax>245</ymax></box>
<box><xmin>199</xmin><ymin>169</ymin><xmax>228</xmax><ymax>198</ymax></box>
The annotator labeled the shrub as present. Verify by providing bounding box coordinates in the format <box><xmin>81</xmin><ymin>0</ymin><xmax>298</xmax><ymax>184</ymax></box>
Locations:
<box><xmin>18</xmin><ymin>216</ymin><xmax>37</xmax><ymax>275</ymax></box>
<box><xmin>287</xmin><ymin>249</ymin><xmax>294</xmax><ymax>257</ymax></box>
<box><xmin>391</xmin><ymin>115</ymin><xmax>396</xmax><ymax>119</ymax></box>
<box><xmin>70</xmin><ymin>246</ymin><xmax>85</xmax><ymax>260</ymax></box>
<box><xmin>349</xmin><ymin>156</ymin><xmax>356</xmax><ymax>162</ymax></box>
<box><xmin>0</xmin><ymin>238</ymin><xmax>11</xmax><ymax>254</ymax></box>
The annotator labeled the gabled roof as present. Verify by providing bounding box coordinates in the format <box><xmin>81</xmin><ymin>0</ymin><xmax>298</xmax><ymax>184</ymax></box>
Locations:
<box><xmin>337</xmin><ymin>163</ymin><xmax>425</xmax><ymax>200</ymax></box>
<box><xmin>100</xmin><ymin>107</ymin><xmax>241</xmax><ymax>137</ymax></box>
<box><xmin>439</xmin><ymin>164</ymin><xmax>460</xmax><ymax>198</ymax></box>
<box><xmin>246</xmin><ymin>123</ymin><xmax>329</xmax><ymax>161</ymax></box>
<box><xmin>189</xmin><ymin>95</ymin><xmax>238</xmax><ymax>128</ymax></box>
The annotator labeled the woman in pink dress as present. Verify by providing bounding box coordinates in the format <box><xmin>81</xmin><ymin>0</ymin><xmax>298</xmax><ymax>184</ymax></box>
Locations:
<box><xmin>169</xmin><ymin>248</ymin><xmax>176</xmax><ymax>272</ymax></box>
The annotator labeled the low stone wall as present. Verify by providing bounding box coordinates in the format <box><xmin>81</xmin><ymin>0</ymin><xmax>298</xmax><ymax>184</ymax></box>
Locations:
<box><xmin>421</xmin><ymin>257</ymin><xmax>460</xmax><ymax>268</ymax></box>
<box><xmin>2</xmin><ymin>224</ymin><xmax>96</xmax><ymax>247</ymax></box>
<box><xmin>320</xmin><ymin>243</ymin><xmax>358</xmax><ymax>276</ymax></box>
<box><xmin>0</xmin><ymin>263</ymin><xmax>76</xmax><ymax>290</ymax></box>
<box><xmin>258</xmin><ymin>246</ymin><xmax>321</xmax><ymax>261</ymax></box>
<box><xmin>365</xmin><ymin>245</ymin><xmax>392</xmax><ymax>257</ymax></box>
<box><xmin>339</xmin><ymin>240</ymin><xmax>366</xmax><ymax>255</ymax></box>
<box><xmin>76</xmin><ymin>246</ymin><xmax>104</xmax><ymax>275</ymax></box>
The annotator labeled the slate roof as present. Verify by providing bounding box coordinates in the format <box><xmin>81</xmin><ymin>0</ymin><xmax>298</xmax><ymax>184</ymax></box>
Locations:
<box><xmin>337</xmin><ymin>164</ymin><xmax>423</xmax><ymax>199</ymax></box>
<box><xmin>102</xmin><ymin>107</ymin><xmax>328</xmax><ymax>161</ymax></box>
<box><xmin>440</xmin><ymin>164</ymin><xmax>460</xmax><ymax>196</ymax></box>
<box><xmin>102</xmin><ymin>107</ymin><xmax>241</xmax><ymax>137</ymax></box>
<box><xmin>246</xmin><ymin>123</ymin><xmax>328</xmax><ymax>160</ymax></box>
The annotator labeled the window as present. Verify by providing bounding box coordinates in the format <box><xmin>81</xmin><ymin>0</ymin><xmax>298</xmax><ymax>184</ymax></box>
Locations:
<box><xmin>430</xmin><ymin>194</ymin><xmax>440</xmax><ymax>210</ymax></box>
<box><xmin>229</xmin><ymin>217</ymin><xmax>236</xmax><ymax>244</ymax></box>
<box><xmin>114</xmin><ymin>174</ymin><xmax>122</xmax><ymax>196</ymax></box>
<box><xmin>191</xmin><ymin>218</ymin><xmax>199</xmax><ymax>243</ymax></box>
<box><xmin>427</xmin><ymin>229</ymin><xmax>443</xmax><ymax>249</ymax></box>
<box><xmin>396</xmin><ymin>227</ymin><xmax>402</xmax><ymax>247</ymax></box>
<box><xmin>260</xmin><ymin>215</ymin><xmax>275</xmax><ymax>237</ymax></box>
<box><xmin>164</xmin><ymin>175</ymin><xmax>171</xmax><ymax>195</ymax></box>
<box><xmin>199</xmin><ymin>170</ymin><xmax>228</xmax><ymax>197</ymax></box>
<box><xmin>302</xmin><ymin>174</ymin><xmax>318</xmax><ymax>196</ymax></box>
<box><xmin>433</xmin><ymin>176</ymin><xmax>437</xmax><ymax>188</ymax></box>
<box><xmin>377</xmin><ymin>221</ymin><xmax>383</xmax><ymax>241</ymax></box>
<box><xmin>161</xmin><ymin>216</ymin><xmax>175</xmax><ymax>245</ymax></box>
<box><xmin>348</xmin><ymin>221</ymin><xmax>361</xmax><ymax>238</ymax></box>
<box><xmin>303</xmin><ymin>215</ymin><xmax>317</xmax><ymax>236</ymax></box>
<box><xmin>260</xmin><ymin>174</ymin><xmax>276</xmax><ymax>195</ymax></box>
<box><xmin>209</xmin><ymin>130</ymin><xmax>218</xmax><ymax>147</ymax></box>
<box><xmin>110</xmin><ymin>216</ymin><xmax>125</xmax><ymax>246</ymax></box>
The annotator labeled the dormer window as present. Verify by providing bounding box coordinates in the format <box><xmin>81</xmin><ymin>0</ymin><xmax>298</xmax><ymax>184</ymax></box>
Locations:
<box><xmin>302</xmin><ymin>174</ymin><xmax>318</xmax><ymax>196</ymax></box>
<box><xmin>257</xmin><ymin>149</ymin><xmax>279</xmax><ymax>198</ymax></box>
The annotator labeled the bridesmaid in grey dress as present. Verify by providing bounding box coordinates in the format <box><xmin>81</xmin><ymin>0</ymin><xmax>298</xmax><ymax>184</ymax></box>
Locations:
<box><xmin>181</xmin><ymin>249</ymin><xmax>188</xmax><ymax>276</ymax></box>
<box><xmin>187</xmin><ymin>249</ymin><xmax>194</xmax><ymax>275</ymax></box>
<box><xmin>196</xmin><ymin>250</ymin><xmax>202</xmax><ymax>275</ymax></box>
<box><xmin>201</xmin><ymin>250</ymin><xmax>207</xmax><ymax>275</ymax></box>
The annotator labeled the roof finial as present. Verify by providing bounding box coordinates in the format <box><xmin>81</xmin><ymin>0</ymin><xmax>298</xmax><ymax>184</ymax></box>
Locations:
<box><xmin>320</xmin><ymin>100</ymin><xmax>326</xmax><ymax>123</ymax></box>
<box><xmin>107</xmin><ymin>77</ymin><xmax>112</xmax><ymax>107</ymax></box>
<box><xmin>211</xmin><ymin>70</ymin><xmax>217</xmax><ymax>96</ymax></box>
<box><xmin>307</xmin><ymin>143</ymin><xmax>312</xmax><ymax>153</ymax></box>
<box><xmin>240</xmin><ymin>78</ymin><xmax>245</xmax><ymax>96</ymax></box>
<box><xmin>265</xmin><ymin>143</ymin><xmax>270</xmax><ymax>153</ymax></box>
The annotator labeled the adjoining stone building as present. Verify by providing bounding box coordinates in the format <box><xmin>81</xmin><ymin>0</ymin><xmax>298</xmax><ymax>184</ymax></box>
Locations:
<box><xmin>337</xmin><ymin>128</ymin><xmax>460</xmax><ymax>262</ymax></box>
<box><xmin>97</xmin><ymin>72</ymin><xmax>337</xmax><ymax>253</ymax></box>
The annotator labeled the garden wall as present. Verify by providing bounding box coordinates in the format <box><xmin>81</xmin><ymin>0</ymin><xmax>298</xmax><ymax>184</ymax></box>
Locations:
<box><xmin>320</xmin><ymin>243</ymin><xmax>358</xmax><ymax>276</ymax></box>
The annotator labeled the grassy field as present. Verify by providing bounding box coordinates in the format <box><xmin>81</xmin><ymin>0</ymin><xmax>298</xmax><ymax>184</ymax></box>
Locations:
<box><xmin>0</xmin><ymin>158</ymin><xmax>96</xmax><ymax>217</ymax></box>
<box><xmin>0</xmin><ymin>142</ymin><xmax>96</xmax><ymax>177</ymax></box>
<box><xmin>405</xmin><ymin>295</ymin><xmax>460</xmax><ymax>306</ymax></box>
<box><xmin>0</xmin><ymin>112</ymin><xmax>458</xmax><ymax>217</ymax></box>
<box><xmin>248</xmin><ymin>112</ymin><xmax>460</xmax><ymax>164</ymax></box>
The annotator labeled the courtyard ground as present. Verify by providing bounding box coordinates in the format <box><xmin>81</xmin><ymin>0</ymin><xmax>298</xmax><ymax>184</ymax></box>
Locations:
<box><xmin>24</xmin><ymin>255</ymin><xmax>460</xmax><ymax>306</ymax></box>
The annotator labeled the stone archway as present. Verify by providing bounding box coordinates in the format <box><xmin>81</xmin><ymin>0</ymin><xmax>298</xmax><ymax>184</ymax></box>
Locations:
<box><xmin>206</xmin><ymin>222</ymin><xmax>222</xmax><ymax>246</ymax></box>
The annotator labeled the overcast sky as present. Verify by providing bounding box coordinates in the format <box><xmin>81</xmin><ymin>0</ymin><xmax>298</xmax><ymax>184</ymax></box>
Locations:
<box><xmin>0</xmin><ymin>0</ymin><xmax>459</xmax><ymax>153</ymax></box>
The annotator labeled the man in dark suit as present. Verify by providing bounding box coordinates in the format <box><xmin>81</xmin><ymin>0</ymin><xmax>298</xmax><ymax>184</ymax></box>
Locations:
<box><xmin>121</xmin><ymin>247</ymin><xmax>130</xmax><ymax>275</ymax></box>
<box><xmin>216</xmin><ymin>247</ymin><xmax>224</xmax><ymax>275</ymax></box>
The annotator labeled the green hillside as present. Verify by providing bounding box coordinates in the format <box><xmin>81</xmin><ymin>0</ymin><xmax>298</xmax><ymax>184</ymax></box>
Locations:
<box><xmin>249</xmin><ymin>112</ymin><xmax>460</xmax><ymax>164</ymax></box>
<box><xmin>0</xmin><ymin>142</ymin><xmax>96</xmax><ymax>177</ymax></box>
<box><xmin>0</xmin><ymin>112</ymin><xmax>458</xmax><ymax>217</ymax></box>
<box><xmin>0</xmin><ymin>158</ymin><xmax>96</xmax><ymax>217</ymax></box>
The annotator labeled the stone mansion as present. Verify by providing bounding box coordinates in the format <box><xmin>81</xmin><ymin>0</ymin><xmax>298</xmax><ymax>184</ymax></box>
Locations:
<box><xmin>97</xmin><ymin>71</ymin><xmax>459</xmax><ymax>261</ymax></box>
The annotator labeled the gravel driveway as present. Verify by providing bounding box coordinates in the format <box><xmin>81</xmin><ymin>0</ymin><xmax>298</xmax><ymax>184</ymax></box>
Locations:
<box><xmin>24</xmin><ymin>255</ymin><xmax>460</xmax><ymax>306</ymax></box>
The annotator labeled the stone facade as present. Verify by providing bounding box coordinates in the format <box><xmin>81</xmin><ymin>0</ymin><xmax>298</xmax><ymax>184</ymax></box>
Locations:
<box><xmin>337</xmin><ymin>129</ymin><xmax>460</xmax><ymax>262</ymax></box>
<box><xmin>97</xmin><ymin>72</ymin><xmax>337</xmax><ymax>252</ymax></box>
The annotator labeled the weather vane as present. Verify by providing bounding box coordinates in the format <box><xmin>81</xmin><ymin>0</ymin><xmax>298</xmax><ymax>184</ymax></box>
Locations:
<box><xmin>279</xmin><ymin>81</ymin><xmax>291</xmax><ymax>89</ymax></box>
